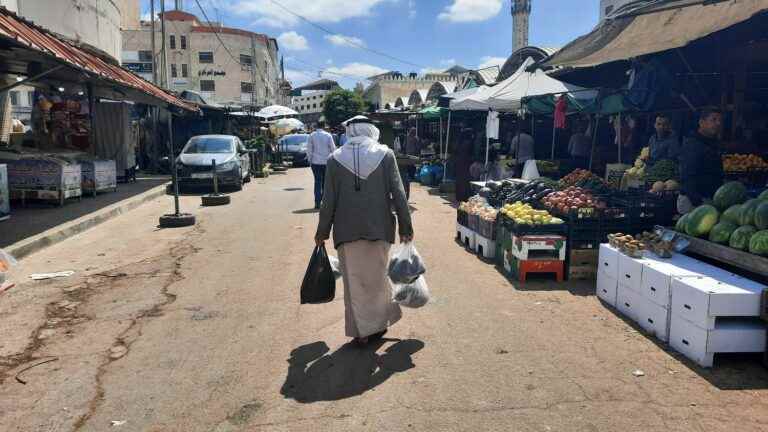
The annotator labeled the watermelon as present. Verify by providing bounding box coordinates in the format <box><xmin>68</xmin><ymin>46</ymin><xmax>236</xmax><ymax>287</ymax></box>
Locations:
<box><xmin>685</xmin><ymin>205</ymin><xmax>719</xmax><ymax>237</ymax></box>
<box><xmin>739</xmin><ymin>199</ymin><xmax>761</xmax><ymax>226</ymax></box>
<box><xmin>721</xmin><ymin>204</ymin><xmax>743</xmax><ymax>225</ymax></box>
<box><xmin>708</xmin><ymin>221</ymin><xmax>738</xmax><ymax>244</ymax></box>
<box><xmin>755</xmin><ymin>201</ymin><xmax>768</xmax><ymax>230</ymax></box>
<box><xmin>729</xmin><ymin>225</ymin><xmax>757</xmax><ymax>250</ymax></box>
<box><xmin>713</xmin><ymin>181</ymin><xmax>747</xmax><ymax>210</ymax></box>
<box><xmin>759</xmin><ymin>190</ymin><xmax>768</xmax><ymax>201</ymax></box>
<box><xmin>675</xmin><ymin>213</ymin><xmax>690</xmax><ymax>233</ymax></box>
<box><xmin>748</xmin><ymin>230</ymin><xmax>768</xmax><ymax>256</ymax></box>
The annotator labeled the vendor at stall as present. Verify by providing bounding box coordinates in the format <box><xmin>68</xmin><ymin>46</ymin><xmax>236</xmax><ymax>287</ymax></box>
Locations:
<box><xmin>648</xmin><ymin>114</ymin><xmax>679</xmax><ymax>164</ymax></box>
<box><xmin>509</xmin><ymin>125</ymin><xmax>535</xmax><ymax>177</ymax></box>
<box><xmin>678</xmin><ymin>109</ymin><xmax>724</xmax><ymax>214</ymax></box>
<box><xmin>568</xmin><ymin>123</ymin><xmax>591</xmax><ymax>169</ymax></box>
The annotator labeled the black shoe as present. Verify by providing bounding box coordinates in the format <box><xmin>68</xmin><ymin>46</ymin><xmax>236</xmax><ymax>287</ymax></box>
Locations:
<box><xmin>369</xmin><ymin>329</ymin><xmax>387</xmax><ymax>341</ymax></box>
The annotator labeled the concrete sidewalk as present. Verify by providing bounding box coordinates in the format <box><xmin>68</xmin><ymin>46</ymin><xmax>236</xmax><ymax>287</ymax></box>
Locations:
<box><xmin>2</xmin><ymin>176</ymin><xmax>170</xmax><ymax>259</ymax></box>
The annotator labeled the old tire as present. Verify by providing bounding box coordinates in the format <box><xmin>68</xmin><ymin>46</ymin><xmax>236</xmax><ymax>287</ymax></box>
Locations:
<box><xmin>159</xmin><ymin>213</ymin><xmax>196</xmax><ymax>228</ymax></box>
<box><xmin>201</xmin><ymin>194</ymin><xmax>230</xmax><ymax>206</ymax></box>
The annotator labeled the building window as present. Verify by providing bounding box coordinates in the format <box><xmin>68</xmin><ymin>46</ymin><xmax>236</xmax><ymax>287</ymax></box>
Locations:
<box><xmin>9</xmin><ymin>91</ymin><xmax>18</xmax><ymax>106</ymax></box>
<box><xmin>181</xmin><ymin>64</ymin><xmax>188</xmax><ymax>78</ymax></box>
<box><xmin>169</xmin><ymin>35</ymin><xmax>176</xmax><ymax>50</ymax></box>
<box><xmin>27</xmin><ymin>91</ymin><xmax>35</xmax><ymax>106</ymax></box>
<box><xmin>312</xmin><ymin>103</ymin><xmax>316</xmax><ymax>109</ymax></box>
<box><xmin>180</xmin><ymin>35</ymin><xmax>187</xmax><ymax>50</ymax></box>
<box><xmin>241</xmin><ymin>82</ymin><xmax>253</xmax><ymax>93</ymax></box>
<box><xmin>200</xmin><ymin>80</ymin><xmax>215</xmax><ymax>92</ymax></box>
<box><xmin>171</xmin><ymin>64</ymin><xmax>178</xmax><ymax>78</ymax></box>
<box><xmin>138</xmin><ymin>50</ymin><xmax>152</xmax><ymax>62</ymax></box>
<box><xmin>199</xmin><ymin>51</ymin><xmax>214</xmax><ymax>64</ymax></box>
<box><xmin>240</xmin><ymin>54</ymin><xmax>252</xmax><ymax>66</ymax></box>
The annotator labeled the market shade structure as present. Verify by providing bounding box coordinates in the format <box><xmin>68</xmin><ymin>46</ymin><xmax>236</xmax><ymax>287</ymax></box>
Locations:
<box><xmin>0</xmin><ymin>8</ymin><xmax>197</xmax><ymax>112</ymax></box>
<box><xmin>268</xmin><ymin>118</ymin><xmax>304</xmax><ymax>136</ymax></box>
<box><xmin>257</xmin><ymin>105</ymin><xmax>298</xmax><ymax>118</ymax></box>
<box><xmin>541</xmin><ymin>0</ymin><xmax>768</xmax><ymax>71</ymax></box>
<box><xmin>450</xmin><ymin>58</ymin><xmax>594</xmax><ymax>112</ymax></box>
<box><xmin>418</xmin><ymin>106</ymin><xmax>446</xmax><ymax>120</ymax></box>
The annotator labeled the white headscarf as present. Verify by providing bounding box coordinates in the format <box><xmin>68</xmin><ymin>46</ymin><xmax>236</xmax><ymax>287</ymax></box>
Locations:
<box><xmin>332</xmin><ymin>120</ymin><xmax>389</xmax><ymax>181</ymax></box>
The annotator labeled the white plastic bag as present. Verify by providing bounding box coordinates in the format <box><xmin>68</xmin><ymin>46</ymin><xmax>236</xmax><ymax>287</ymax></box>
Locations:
<box><xmin>388</xmin><ymin>242</ymin><xmax>426</xmax><ymax>284</ymax></box>
<box><xmin>328</xmin><ymin>255</ymin><xmax>343</xmax><ymax>280</ymax></box>
<box><xmin>0</xmin><ymin>249</ymin><xmax>17</xmax><ymax>285</ymax></box>
<box><xmin>392</xmin><ymin>276</ymin><xmax>430</xmax><ymax>309</ymax></box>
<box><xmin>521</xmin><ymin>159</ymin><xmax>540</xmax><ymax>180</ymax></box>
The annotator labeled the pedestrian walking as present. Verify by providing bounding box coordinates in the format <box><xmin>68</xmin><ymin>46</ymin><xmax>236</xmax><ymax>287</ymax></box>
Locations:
<box><xmin>307</xmin><ymin>121</ymin><xmax>337</xmax><ymax>209</ymax></box>
<box><xmin>315</xmin><ymin>116</ymin><xmax>413</xmax><ymax>346</ymax></box>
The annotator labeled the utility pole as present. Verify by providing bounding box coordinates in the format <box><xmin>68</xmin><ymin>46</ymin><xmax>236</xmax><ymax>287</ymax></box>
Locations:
<box><xmin>160</xmin><ymin>0</ymin><xmax>169</xmax><ymax>88</ymax></box>
<box><xmin>150</xmin><ymin>0</ymin><xmax>157</xmax><ymax>85</ymax></box>
<box><xmin>250</xmin><ymin>34</ymin><xmax>259</xmax><ymax>109</ymax></box>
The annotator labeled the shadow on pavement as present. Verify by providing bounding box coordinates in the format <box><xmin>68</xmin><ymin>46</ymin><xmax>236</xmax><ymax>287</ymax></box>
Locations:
<box><xmin>293</xmin><ymin>208</ymin><xmax>319</xmax><ymax>214</ymax></box>
<box><xmin>281</xmin><ymin>339</ymin><xmax>425</xmax><ymax>403</ymax></box>
<box><xmin>0</xmin><ymin>176</ymin><xmax>169</xmax><ymax>248</ymax></box>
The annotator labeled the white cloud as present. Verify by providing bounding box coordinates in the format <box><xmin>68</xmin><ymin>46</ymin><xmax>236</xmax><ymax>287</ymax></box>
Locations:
<box><xmin>285</xmin><ymin>68</ymin><xmax>314</xmax><ymax>86</ymax></box>
<box><xmin>478</xmin><ymin>56</ymin><xmax>506</xmax><ymax>69</ymax></box>
<box><xmin>324</xmin><ymin>62</ymin><xmax>387</xmax><ymax>79</ymax></box>
<box><xmin>440</xmin><ymin>59</ymin><xmax>457</xmax><ymax>66</ymax></box>
<box><xmin>277</xmin><ymin>31</ymin><xmax>309</xmax><ymax>51</ymax></box>
<box><xmin>438</xmin><ymin>0</ymin><xmax>502</xmax><ymax>23</ymax></box>
<box><xmin>324</xmin><ymin>34</ymin><xmax>366</xmax><ymax>48</ymax></box>
<box><xmin>229</xmin><ymin>0</ymin><xmax>391</xmax><ymax>28</ymax></box>
<box><xmin>420</xmin><ymin>67</ymin><xmax>444</xmax><ymax>75</ymax></box>
<box><xmin>408</xmin><ymin>0</ymin><xmax>416</xmax><ymax>19</ymax></box>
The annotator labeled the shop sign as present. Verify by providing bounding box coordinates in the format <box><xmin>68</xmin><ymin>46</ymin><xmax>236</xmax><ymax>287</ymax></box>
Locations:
<box><xmin>172</xmin><ymin>79</ymin><xmax>189</xmax><ymax>88</ymax></box>
<box><xmin>198</xmin><ymin>69</ymin><xmax>226</xmax><ymax>77</ymax></box>
<box><xmin>124</xmin><ymin>62</ymin><xmax>153</xmax><ymax>74</ymax></box>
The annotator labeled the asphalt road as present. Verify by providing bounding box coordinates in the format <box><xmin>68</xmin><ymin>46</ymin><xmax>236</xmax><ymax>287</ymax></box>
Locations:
<box><xmin>1</xmin><ymin>167</ymin><xmax>768</xmax><ymax>432</ymax></box>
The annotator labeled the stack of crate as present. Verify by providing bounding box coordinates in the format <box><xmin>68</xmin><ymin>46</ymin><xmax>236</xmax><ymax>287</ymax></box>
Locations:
<box><xmin>504</xmin><ymin>234</ymin><xmax>567</xmax><ymax>282</ymax></box>
<box><xmin>597</xmin><ymin>244</ymin><xmax>767</xmax><ymax>368</ymax></box>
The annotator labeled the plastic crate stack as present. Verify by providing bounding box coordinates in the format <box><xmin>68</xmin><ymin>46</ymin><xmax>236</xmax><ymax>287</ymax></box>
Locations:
<box><xmin>496</xmin><ymin>218</ymin><xmax>568</xmax><ymax>282</ymax></box>
<box><xmin>456</xmin><ymin>201</ymin><xmax>498</xmax><ymax>260</ymax></box>
<box><xmin>598</xmin><ymin>244</ymin><xmax>767</xmax><ymax>368</ymax></box>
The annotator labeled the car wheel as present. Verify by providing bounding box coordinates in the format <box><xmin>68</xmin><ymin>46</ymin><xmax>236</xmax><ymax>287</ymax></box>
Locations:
<box><xmin>201</xmin><ymin>194</ymin><xmax>231</xmax><ymax>206</ymax></box>
<box><xmin>233</xmin><ymin>172</ymin><xmax>243</xmax><ymax>191</ymax></box>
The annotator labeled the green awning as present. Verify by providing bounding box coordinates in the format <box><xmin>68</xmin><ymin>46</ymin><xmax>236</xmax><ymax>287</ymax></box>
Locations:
<box><xmin>419</xmin><ymin>106</ymin><xmax>447</xmax><ymax>120</ymax></box>
<box><xmin>523</xmin><ymin>91</ymin><xmax>633</xmax><ymax>116</ymax></box>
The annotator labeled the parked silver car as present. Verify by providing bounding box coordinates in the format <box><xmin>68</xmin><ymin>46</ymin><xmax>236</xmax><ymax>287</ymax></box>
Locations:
<box><xmin>278</xmin><ymin>133</ymin><xmax>310</xmax><ymax>167</ymax></box>
<box><xmin>177</xmin><ymin>135</ymin><xmax>251</xmax><ymax>191</ymax></box>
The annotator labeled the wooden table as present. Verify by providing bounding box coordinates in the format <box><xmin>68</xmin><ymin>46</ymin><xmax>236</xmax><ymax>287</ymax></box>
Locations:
<box><xmin>680</xmin><ymin>234</ymin><xmax>768</xmax><ymax>278</ymax></box>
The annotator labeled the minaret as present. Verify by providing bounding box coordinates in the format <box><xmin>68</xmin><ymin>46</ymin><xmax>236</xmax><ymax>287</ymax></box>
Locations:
<box><xmin>511</xmin><ymin>0</ymin><xmax>531</xmax><ymax>51</ymax></box>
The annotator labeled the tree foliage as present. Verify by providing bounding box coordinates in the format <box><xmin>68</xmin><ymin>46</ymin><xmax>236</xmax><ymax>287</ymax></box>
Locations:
<box><xmin>322</xmin><ymin>89</ymin><xmax>366</xmax><ymax>127</ymax></box>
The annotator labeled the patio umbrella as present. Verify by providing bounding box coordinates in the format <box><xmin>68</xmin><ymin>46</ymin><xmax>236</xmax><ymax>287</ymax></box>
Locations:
<box><xmin>258</xmin><ymin>105</ymin><xmax>298</xmax><ymax>118</ymax></box>
<box><xmin>269</xmin><ymin>118</ymin><xmax>304</xmax><ymax>136</ymax></box>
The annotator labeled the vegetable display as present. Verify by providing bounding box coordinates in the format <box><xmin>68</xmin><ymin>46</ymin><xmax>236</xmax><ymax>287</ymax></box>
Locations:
<box><xmin>712</xmin><ymin>181</ymin><xmax>748</xmax><ymax>210</ymax></box>
<box><xmin>643</xmin><ymin>159</ymin><xmax>678</xmax><ymax>185</ymax></box>
<box><xmin>748</xmin><ymin>230</ymin><xmax>768</xmax><ymax>256</ymax></box>
<box><xmin>559</xmin><ymin>169</ymin><xmax>610</xmax><ymax>194</ymax></box>
<box><xmin>487</xmin><ymin>178</ymin><xmax>556</xmax><ymax>207</ymax></box>
<box><xmin>684</xmin><ymin>205</ymin><xmax>719</xmax><ymax>238</ymax></box>
<box><xmin>729</xmin><ymin>226</ymin><xmax>757</xmax><ymax>250</ymax></box>
<box><xmin>541</xmin><ymin>186</ymin><xmax>606</xmax><ymax>216</ymax></box>
<box><xmin>722</xmin><ymin>154</ymin><xmax>768</xmax><ymax>172</ymax></box>
<box><xmin>501</xmin><ymin>202</ymin><xmax>563</xmax><ymax>226</ymax></box>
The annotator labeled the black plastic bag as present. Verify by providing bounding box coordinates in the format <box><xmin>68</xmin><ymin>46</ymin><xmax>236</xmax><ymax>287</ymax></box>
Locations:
<box><xmin>300</xmin><ymin>244</ymin><xmax>336</xmax><ymax>304</ymax></box>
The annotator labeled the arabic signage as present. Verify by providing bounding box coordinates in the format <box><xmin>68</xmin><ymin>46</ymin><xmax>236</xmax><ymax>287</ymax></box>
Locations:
<box><xmin>123</xmin><ymin>62</ymin><xmax>153</xmax><ymax>74</ymax></box>
<box><xmin>198</xmin><ymin>69</ymin><xmax>226</xmax><ymax>77</ymax></box>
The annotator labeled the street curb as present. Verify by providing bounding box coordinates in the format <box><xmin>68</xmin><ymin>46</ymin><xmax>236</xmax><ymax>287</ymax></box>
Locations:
<box><xmin>7</xmin><ymin>183</ymin><xmax>170</xmax><ymax>260</ymax></box>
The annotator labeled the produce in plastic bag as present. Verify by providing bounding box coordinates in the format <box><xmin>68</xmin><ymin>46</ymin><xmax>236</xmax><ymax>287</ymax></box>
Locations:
<box><xmin>328</xmin><ymin>255</ymin><xmax>343</xmax><ymax>280</ymax></box>
<box><xmin>0</xmin><ymin>249</ymin><xmax>18</xmax><ymax>285</ymax></box>
<box><xmin>392</xmin><ymin>276</ymin><xmax>430</xmax><ymax>309</ymax></box>
<box><xmin>300</xmin><ymin>244</ymin><xmax>336</xmax><ymax>304</ymax></box>
<box><xmin>388</xmin><ymin>242</ymin><xmax>426</xmax><ymax>284</ymax></box>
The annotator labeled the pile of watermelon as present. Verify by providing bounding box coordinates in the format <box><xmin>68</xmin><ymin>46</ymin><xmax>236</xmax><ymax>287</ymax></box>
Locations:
<box><xmin>675</xmin><ymin>181</ymin><xmax>768</xmax><ymax>256</ymax></box>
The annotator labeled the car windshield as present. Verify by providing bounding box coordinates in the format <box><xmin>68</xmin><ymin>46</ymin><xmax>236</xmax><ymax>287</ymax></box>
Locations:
<box><xmin>184</xmin><ymin>137</ymin><xmax>233</xmax><ymax>154</ymax></box>
<box><xmin>281</xmin><ymin>135</ymin><xmax>308</xmax><ymax>146</ymax></box>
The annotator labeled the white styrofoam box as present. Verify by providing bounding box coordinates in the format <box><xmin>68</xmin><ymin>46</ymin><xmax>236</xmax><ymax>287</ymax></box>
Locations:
<box><xmin>617</xmin><ymin>252</ymin><xmax>646</xmax><ymax>292</ymax></box>
<box><xmin>670</xmin><ymin>275</ymin><xmax>767</xmax><ymax>330</ymax></box>
<box><xmin>475</xmin><ymin>235</ymin><xmax>496</xmax><ymax>260</ymax></box>
<box><xmin>596</xmin><ymin>271</ymin><xmax>618</xmax><ymax>307</ymax></box>
<box><xmin>456</xmin><ymin>223</ymin><xmax>476</xmax><ymax>250</ymax></box>
<box><xmin>639</xmin><ymin>259</ymin><xmax>704</xmax><ymax>308</ymax></box>
<box><xmin>669</xmin><ymin>315</ymin><xmax>766</xmax><ymax>368</ymax></box>
<box><xmin>616</xmin><ymin>284</ymin><xmax>641</xmax><ymax>322</ymax></box>
<box><xmin>634</xmin><ymin>295</ymin><xmax>670</xmax><ymax>341</ymax></box>
<box><xmin>598</xmin><ymin>244</ymin><xmax>619</xmax><ymax>278</ymax></box>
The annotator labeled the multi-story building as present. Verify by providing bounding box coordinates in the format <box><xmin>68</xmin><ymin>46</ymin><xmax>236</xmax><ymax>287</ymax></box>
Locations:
<box><xmin>289</xmin><ymin>79</ymin><xmax>340</xmax><ymax>124</ymax></box>
<box><xmin>121</xmin><ymin>9</ymin><xmax>282</xmax><ymax>108</ymax></box>
<box><xmin>1</xmin><ymin>0</ymin><xmax>126</xmax><ymax>121</ymax></box>
<box><xmin>364</xmin><ymin>71</ymin><xmax>461</xmax><ymax>111</ymax></box>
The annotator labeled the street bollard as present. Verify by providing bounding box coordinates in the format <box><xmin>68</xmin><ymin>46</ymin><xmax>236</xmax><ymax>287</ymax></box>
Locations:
<box><xmin>201</xmin><ymin>158</ymin><xmax>230</xmax><ymax>206</ymax></box>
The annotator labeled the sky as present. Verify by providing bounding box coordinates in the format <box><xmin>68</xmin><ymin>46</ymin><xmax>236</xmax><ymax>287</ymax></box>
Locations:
<box><xmin>140</xmin><ymin>0</ymin><xmax>600</xmax><ymax>89</ymax></box>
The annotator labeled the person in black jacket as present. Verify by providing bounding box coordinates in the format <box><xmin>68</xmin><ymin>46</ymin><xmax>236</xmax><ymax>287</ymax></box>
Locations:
<box><xmin>678</xmin><ymin>109</ymin><xmax>724</xmax><ymax>213</ymax></box>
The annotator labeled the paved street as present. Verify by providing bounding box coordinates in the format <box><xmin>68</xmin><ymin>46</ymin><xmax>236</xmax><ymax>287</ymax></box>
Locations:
<box><xmin>1</xmin><ymin>167</ymin><xmax>768</xmax><ymax>432</ymax></box>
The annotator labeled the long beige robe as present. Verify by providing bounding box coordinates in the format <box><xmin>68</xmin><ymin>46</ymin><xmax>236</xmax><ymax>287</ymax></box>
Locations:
<box><xmin>338</xmin><ymin>240</ymin><xmax>402</xmax><ymax>338</ymax></box>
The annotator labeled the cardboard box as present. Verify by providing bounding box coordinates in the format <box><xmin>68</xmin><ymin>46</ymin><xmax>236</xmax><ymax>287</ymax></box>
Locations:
<box><xmin>669</xmin><ymin>315</ymin><xmax>766</xmax><ymax>368</ymax></box>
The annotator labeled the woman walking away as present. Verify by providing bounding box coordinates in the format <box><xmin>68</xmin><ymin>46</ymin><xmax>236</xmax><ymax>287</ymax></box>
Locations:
<box><xmin>315</xmin><ymin>116</ymin><xmax>414</xmax><ymax>346</ymax></box>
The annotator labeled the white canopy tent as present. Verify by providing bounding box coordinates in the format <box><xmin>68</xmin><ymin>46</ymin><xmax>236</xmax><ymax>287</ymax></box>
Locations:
<box><xmin>258</xmin><ymin>105</ymin><xmax>298</xmax><ymax>118</ymax></box>
<box><xmin>450</xmin><ymin>58</ymin><xmax>595</xmax><ymax>112</ymax></box>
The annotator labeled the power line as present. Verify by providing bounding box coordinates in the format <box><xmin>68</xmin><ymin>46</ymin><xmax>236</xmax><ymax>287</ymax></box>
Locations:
<box><xmin>286</xmin><ymin>57</ymin><xmax>369</xmax><ymax>81</ymax></box>
<box><xmin>267</xmin><ymin>0</ymin><xmax>424</xmax><ymax>69</ymax></box>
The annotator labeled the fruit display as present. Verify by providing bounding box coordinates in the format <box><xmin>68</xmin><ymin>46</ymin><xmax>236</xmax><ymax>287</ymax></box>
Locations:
<box><xmin>738</xmin><ymin>199</ymin><xmax>761</xmax><ymax>226</ymax></box>
<box><xmin>649</xmin><ymin>179</ymin><xmax>680</xmax><ymax>193</ymax></box>
<box><xmin>712</xmin><ymin>181</ymin><xmax>748</xmax><ymax>210</ymax></box>
<box><xmin>729</xmin><ymin>225</ymin><xmax>757</xmax><ymax>250</ymax></box>
<box><xmin>541</xmin><ymin>186</ymin><xmax>606</xmax><ymax>216</ymax></box>
<box><xmin>755</xmin><ymin>201</ymin><xmax>768</xmax><ymax>230</ymax></box>
<box><xmin>748</xmin><ymin>230</ymin><xmax>768</xmax><ymax>256</ymax></box>
<box><xmin>624</xmin><ymin>147</ymin><xmax>649</xmax><ymax>178</ymax></box>
<box><xmin>637</xmin><ymin>230</ymin><xmax>676</xmax><ymax>258</ymax></box>
<box><xmin>500</xmin><ymin>202</ymin><xmax>564</xmax><ymax>226</ymax></box>
<box><xmin>536</xmin><ymin>160</ymin><xmax>558</xmax><ymax>173</ymax></box>
<box><xmin>684</xmin><ymin>204</ymin><xmax>720</xmax><ymax>237</ymax></box>
<box><xmin>760</xmin><ymin>190</ymin><xmax>768</xmax><ymax>201</ymax></box>
<box><xmin>722</xmin><ymin>154</ymin><xmax>768</xmax><ymax>172</ymax></box>
<box><xmin>486</xmin><ymin>178</ymin><xmax>556</xmax><ymax>207</ymax></box>
<box><xmin>607</xmin><ymin>233</ymin><xmax>645</xmax><ymax>258</ymax></box>
<box><xmin>459</xmin><ymin>196</ymin><xmax>496</xmax><ymax>219</ymax></box>
<box><xmin>643</xmin><ymin>159</ymin><xmax>678</xmax><ymax>185</ymax></box>
<box><xmin>708</xmin><ymin>221</ymin><xmax>738</xmax><ymax>244</ymax></box>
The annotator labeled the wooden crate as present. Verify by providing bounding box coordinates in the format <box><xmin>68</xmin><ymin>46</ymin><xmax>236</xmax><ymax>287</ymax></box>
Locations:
<box><xmin>569</xmin><ymin>265</ymin><xmax>597</xmax><ymax>280</ymax></box>
<box><xmin>569</xmin><ymin>249</ymin><xmax>598</xmax><ymax>267</ymax></box>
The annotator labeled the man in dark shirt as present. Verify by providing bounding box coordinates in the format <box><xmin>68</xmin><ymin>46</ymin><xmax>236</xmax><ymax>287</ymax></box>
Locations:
<box><xmin>678</xmin><ymin>109</ymin><xmax>724</xmax><ymax>213</ymax></box>
<box><xmin>648</xmin><ymin>114</ymin><xmax>679</xmax><ymax>164</ymax></box>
